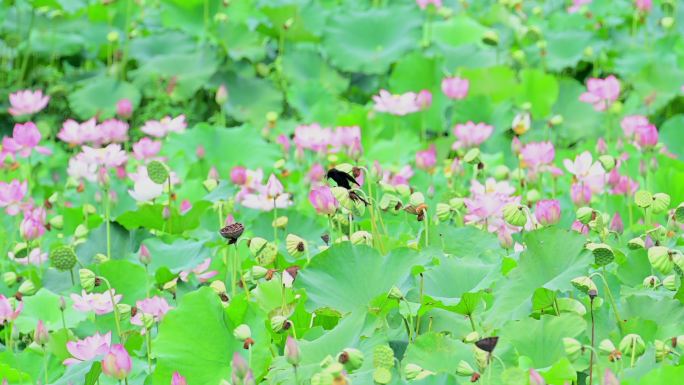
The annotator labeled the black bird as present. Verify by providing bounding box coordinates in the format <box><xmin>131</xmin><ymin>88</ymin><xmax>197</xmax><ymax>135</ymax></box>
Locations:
<box><xmin>326</xmin><ymin>168</ymin><xmax>360</xmax><ymax>190</ymax></box>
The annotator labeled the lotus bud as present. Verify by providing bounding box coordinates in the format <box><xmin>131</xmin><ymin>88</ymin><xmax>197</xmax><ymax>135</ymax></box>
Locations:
<box><xmin>619</xmin><ymin>334</ymin><xmax>645</xmax><ymax>357</ymax></box>
<box><xmin>79</xmin><ymin>269</ymin><xmax>97</xmax><ymax>291</ymax></box>
<box><xmin>34</xmin><ymin>320</ymin><xmax>49</xmax><ymax>346</ymax></box>
<box><xmin>436</xmin><ymin>203</ymin><xmax>452</xmax><ymax>222</ymax></box>
<box><xmin>463</xmin><ymin>331</ymin><xmax>480</xmax><ymax>344</ymax></box>
<box><xmin>663</xmin><ymin>274</ymin><xmax>678</xmax><ymax>291</ymax></box>
<box><xmin>285</xmin><ymin>234</ymin><xmax>307</xmax><ymax>257</ymax></box>
<box><xmin>338</xmin><ymin>348</ymin><xmax>364</xmax><ymax>372</ymax></box>
<box><xmin>285</xmin><ymin>336</ymin><xmax>300</xmax><ymax>366</ymax></box>
<box><xmin>599</xmin><ymin>339</ymin><xmax>617</xmax><ymax>355</ymax></box>
<box><xmin>563</xmin><ymin>338</ymin><xmax>583</xmax><ymax>361</ymax></box>
<box><xmin>350</xmin><ymin>231</ymin><xmax>372</xmax><ymax>246</ymax></box>
<box><xmin>648</xmin><ymin>246</ymin><xmax>673</xmax><ymax>274</ymax></box>
<box><xmin>571</xmin><ymin>276</ymin><xmax>597</xmax><ymax>294</ymax></box>
<box><xmin>456</xmin><ymin>360</ymin><xmax>475</xmax><ymax>376</ymax></box>
<box><xmin>628</xmin><ymin>237</ymin><xmax>645</xmax><ymax>249</ymax></box>
<box><xmin>643</xmin><ymin>275</ymin><xmax>660</xmax><ymax>288</ymax></box>
<box><xmin>3</xmin><ymin>272</ymin><xmax>17</xmax><ymax>286</ymax></box>
<box><xmin>272</xmin><ymin>216</ymin><xmax>289</xmax><ymax>229</ymax></box>
<box><xmin>503</xmin><ymin>203</ymin><xmax>527</xmax><ymax>226</ymax></box>
<box><xmin>233</xmin><ymin>324</ymin><xmax>251</xmax><ymax>341</ymax></box>
<box><xmin>652</xmin><ymin>193</ymin><xmax>671</xmax><ymax>215</ymax></box>
<box><xmin>576</xmin><ymin>207</ymin><xmax>594</xmax><ymax>224</ymax></box>
<box><xmin>18</xmin><ymin>279</ymin><xmax>36</xmax><ymax>295</ymax></box>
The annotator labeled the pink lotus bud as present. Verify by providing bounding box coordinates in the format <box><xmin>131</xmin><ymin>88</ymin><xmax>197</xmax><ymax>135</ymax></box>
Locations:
<box><xmin>162</xmin><ymin>206</ymin><xmax>171</xmax><ymax>220</ymax></box>
<box><xmin>596</xmin><ymin>137</ymin><xmax>608</xmax><ymax>154</ymax></box>
<box><xmin>116</xmin><ymin>99</ymin><xmax>132</xmax><ymax>119</ymax></box>
<box><xmin>139</xmin><ymin>244</ymin><xmax>151</xmax><ymax>265</ymax></box>
<box><xmin>171</xmin><ymin>372</ymin><xmax>187</xmax><ymax>385</ymax></box>
<box><xmin>207</xmin><ymin>166</ymin><xmax>220</xmax><ymax>181</ymax></box>
<box><xmin>215</xmin><ymin>84</ymin><xmax>228</xmax><ymax>105</ymax></box>
<box><xmin>307</xmin><ymin>163</ymin><xmax>325</xmax><ymax>182</ymax></box>
<box><xmin>635</xmin><ymin>0</ymin><xmax>652</xmax><ymax>12</ymax></box>
<box><xmin>276</xmin><ymin>134</ymin><xmax>291</xmax><ymax>153</ymax></box>
<box><xmin>571</xmin><ymin>220</ymin><xmax>589</xmax><ymax>234</ymax></box>
<box><xmin>570</xmin><ymin>183</ymin><xmax>591</xmax><ymax>206</ymax></box>
<box><xmin>101</xmin><ymin>344</ymin><xmax>132</xmax><ymax>380</ymax></box>
<box><xmin>511</xmin><ymin>137</ymin><xmax>522</xmax><ymax>154</ymax></box>
<box><xmin>231</xmin><ymin>353</ymin><xmax>249</xmax><ymax>382</ymax></box>
<box><xmin>535</xmin><ymin>200</ymin><xmax>561</xmax><ymax>226</ymax></box>
<box><xmin>34</xmin><ymin>320</ymin><xmax>49</xmax><ymax>345</ymax></box>
<box><xmin>604</xmin><ymin>368</ymin><xmax>619</xmax><ymax>385</ymax></box>
<box><xmin>196</xmin><ymin>145</ymin><xmax>206</xmax><ymax>159</ymax></box>
<box><xmin>529</xmin><ymin>369</ymin><xmax>546</xmax><ymax>385</ymax></box>
<box><xmin>180</xmin><ymin>200</ymin><xmax>192</xmax><ymax>215</ymax></box>
<box><xmin>116</xmin><ymin>166</ymin><xmax>127</xmax><ymax>180</ymax></box>
<box><xmin>610</xmin><ymin>212</ymin><xmax>624</xmax><ymax>233</ymax></box>
<box><xmin>441</xmin><ymin>77</ymin><xmax>469</xmax><ymax>100</ymax></box>
<box><xmin>308</xmin><ymin>186</ymin><xmax>338</xmax><ymax>215</ymax></box>
<box><xmin>285</xmin><ymin>336</ymin><xmax>300</xmax><ymax>366</ymax></box>
<box><xmin>635</xmin><ymin>124</ymin><xmax>658</xmax><ymax>148</ymax></box>
<box><xmin>416</xmin><ymin>144</ymin><xmax>437</xmax><ymax>171</ymax></box>
<box><xmin>231</xmin><ymin>166</ymin><xmax>247</xmax><ymax>185</ymax></box>
<box><xmin>265</xmin><ymin>174</ymin><xmax>284</xmax><ymax>197</ymax></box>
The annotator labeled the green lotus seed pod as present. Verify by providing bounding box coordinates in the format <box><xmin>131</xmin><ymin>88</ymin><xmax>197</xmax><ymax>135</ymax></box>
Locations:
<box><xmin>395</xmin><ymin>184</ymin><xmax>411</xmax><ymax>199</ymax></box>
<box><xmin>463</xmin><ymin>148</ymin><xmax>481</xmax><ymax>164</ymax></box>
<box><xmin>526</xmin><ymin>189</ymin><xmax>541</xmax><ymax>204</ymax></box>
<box><xmin>18</xmin><ymin>279</ymin><xmax>37</xmax><ymax>295</ymax></box>
<box><xmin>652</xmin><ymin>193</ymin><xmax>671</xmax><ymax>215</ymax></box>
<box><xmin>74</xmin><ymin>224</ymin><xmax>89</xmax><ymax>239</ymax></box>
<box><xmin>628</xmin><ymin>237</ymin><xmax>645</xmax><ymax>249</ymax></box>
<box><xmin>387</xmin><ymin>286</ymin><xmax>404</xmax><ymax>300</ymax></box>
<box><xmin>3</xmin><ymin>272</ymin><xmax>17</xmax><ymax>286</ymax></box>
<box><xmin>404</xmin><ymin>363</ymin><xmax>424</xmax><ymax>380</ymax></box>
<box><xmin>643</xmin><ymin>275</ymin><xmax>660</xmax><ymax>289</ymax></box>
<box><xmin>372</xmin><ymin>345</ymin><xmax>395</xmax><ymax>369</ymax></box>
<box><xmin>661</xmin><ymin>16</ymin><xmax>674</xmax><ymax>29</ymax></box>
<box><xmin>463</xmin><ymin>331</ymin><xmax>480</xmax><ymax>344</ymax></box>
<box><xmin>492</xmin><ymin>165</ymin><xmax>510</xmax><ymax>180</ymax></box>
<box><xmin>563</xmin><ymin>337</ymin><xmax>583</xmax><ymax>361</ymax></box>
<box><xmin>583</xmin><ymin>46</ymin><xmax>594</xmax><ymax>58</ymax></box>
<box><xmin>456</xmin><ymin>360</ymin><xmax>475</xmax><ymax>376</ymax></box>
<box><xmin>634</xmin><ymin>190</ymin><xmax>652</xmax><ymax>208</ymax></box>
<box><xmin>409</xmin><ymin>192</ymin><xmax>425</xmax><ymax>207</ymax></box>
<box><xmin>350</xmin><ymin>231</ymin><xmax>372</xmax><ymax>246</ymax></box>
<box><xmin>233</xmin><ymin>324</ymin><xmax>251</xmax><ymax>341</ymax></box>
<box><xmin>83</xmin><ymin>204</ymin><xmax>97</xmax><ymax>215</ymax></box>
<box><xmin>599</xmin><ymin>339</ymin><xmax>617</xmax><ymax>355</ymax></box>
<box><xmin>272</xmin><ymin>216</ymin><xmax>288</xmax><ymax>229</ymax></box>
<box><xmin>586</xmin><ymin>243</ymin><xmax>614</xmax><ymax>266</ymax></box>
<box><xmin>436</xmin><ymin>203</ymin><xmax>452</xmax><ymax>222</ymax></box>
<box><xmin>79</xmin><ymin>269</ymin><xmax>96</xmax><ymax>291</ymax></box>
<box><xmin>50</xmin><ymin>246</ymin><xmax>78</xmax><ymax>271</ymax></box>
<box><xmin>576</xmin><ymin>207</ymin><xmax>594</xmax><ymax>224</ymax></box>
<box><xmin>311</xmin><ymin>372</ymin><xmax>333</xmax><ymax>385</ymax></box>
<box><xmin>49</xmin><ymin>215</ymin><xmax>64</xmax><ymax>230</ymax></box>
<box><xmin>338</xmin><ymin>348</ymin><xmax>364</xmax><ymax>372</ymax></box>
<box><xmin>249</xmin><ymin>266</ymin><xmax>268</xmax><ymax>280</ymax></box>
<box><xmin>663</xmin><ymin>274</ymin><xmax>678</xmax><ymax>291</ymax></box>
<box><xmin>270</xmin><ymin>316</ymin><xmax>288</xmax><ymax>333</ymax></box>
<box><xmin>598</xmin><ymin>155</ymin><xmax>616</xmax><ymax>172</ymax></box>
<box><xmin>285</xmin><ymin>234</ymin><xmax>307</xmax><ymax>258</ymax></box>
<box><xmin>482</xmin><ymin>30</ymin><xmax>499</xmax><ymax>46</ymax></box>
<box><xmin>147</xmin><ymin>160</ymin><xmax>169</xmax><ymax>185</ymax></box>
<box><xmin>379</xmin><ymin>193</ymin><xmax>400</xmax><ymax>211</ymax></box>
<box><xmin>378</xmin><ymin>182</ymin><xmax>396</xmax><ymax>193</ymax></box>
<box><xmin>372</xmin><ymin>367</ymin><xmax>392</xmax><ymax>384</ymax></box>
<box><xmin>571</xmin><ymin>276</ymin><xmax>598</xmax><ymax>294</ymax></box>
<box><xmin>93</xmin><ymin>253</ymin><xmax>109</xmax><ymax>264</ymax></box>
<box><xmin>675</xmin><ymin>203</ymin><xmax>684</xmax><ymax>222</ymax></box>
<box><xmin>619</xmin><ymin>334</ymin><xmax>645</xmax><ymax>357</ymax></box>
<box><xmin>549</xmin><ymin>115</ymin><xmax>564</xmax><ymax>126</ymax></box>
<box><xmin>203</xmin><ymin>178</ymin><xmax>218</xmax><ymax>192</ymax></box>
<box><xmin>648</xmin><ymin>246</ymin><xmax>673</xmax><ymax>274</ymax></box>
<box><xmin>655</xmin><ymin>339</ymin><xmax>672</xmax><ymax>362</ymax></box>
<box><xmin>503</xmin><ymin>203</ymin><xmax>527</xmax><ymax>227</ymax></box>
<box><xmin>331</xmin><ymin>187</ymin><xmax>353</xmax><ymax>211</ymax></box>
<box><xmin>449</xmin><ymin>197</ymin><xmax>464</xmax><ymax>210</ymax></box>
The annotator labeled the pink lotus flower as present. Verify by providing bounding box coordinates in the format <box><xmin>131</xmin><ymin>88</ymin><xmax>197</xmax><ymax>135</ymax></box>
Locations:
<box><xmin>610</xmin><ymin>212</ymin><xmax>624</xmax><ymax>233</ymax></box>
<box><xmin>441</xmin><ymin>77</ymin><xmax>469</xmax><ymax>100</ymax></box>
<box><xmin>452</xmin><ymin>121</ymin><xmax>493</xmax><ymax>149</ymax></box>
<box><xmin>416</xmin><ymin>144</ymin><xmax>437</xmax><ymax>171</ymax></box>
<box><xmin>128</xmin><ymin>166</ymin><xmax>164</xmax><ymax>202</ymax></box>
<box><xmin>309</xmin><ymin>186</ymin><xmax>339</xmax><ymax>215</ymax></box>
<box><xmin>376</xmin><ymin>162</ymin><xmax>414</xmax><ymax>186</ymax></box>
<box><xmin>634</xmin><ymin>124</ymin><xmax>658</xmax><ymax>148</ymax></box>
<box><xmin>416</xmin><ymin>0</ymin><xmax>442</xmax><ymax>9</ymax></box>
<box><xmin>307</xmin><ymin>163</ymin><xmax>325</xmax><ymax>183</ymax></box>
<box><xmin>520</xmin><ymin>141</ymin><xmax>555</xmax><ymax>172</ymax></box>
<box><xmin>179</xmin><ymin>258</ymin><xmax>218</xmax><ymax>283</ymax></box>
<box><xmin>102</xmin><ymin>344</ymin><xmax>132</xmax><ymax>379</ymax></box>
<box><xmin>67</xmin><ymin>153</ymin><xmax>99</xmax><ymax>183</ymax></box>
<box><xmin>8</xmin><ymin>90</ymin><xmax>49</xmax><ymax>116</ymax></box>
<box><xmin>535</xmin><ymin>200</ymin><xmax>561</xmax><ymax>226</ymax></box>
<box><xmin>276</xmin><ymin>134</ymin><xmax>291</xmax><ymax>153</ymax></box>
<box><xmin>416</xmin><ymin>90</ymin><xmax>433</xmax><ymax>109</ymax></box>
<box><xmin>2</xmin><ymin>122</ymin><xmax>51</xmax><ymax>158</ymax></box>
<box><xmin>610</xmin><ymin>173</ymin><xmax>639</xmax><ymax>195</ymax></box>
<box><xmin>82</xmin><ymin>144</ymin><xmax>128</xmax><ymax>169</ymax></box>
<box><xmin>464</xmin><ymin>178</ymin><xmax>522</xmax><ymax>245</ymax></box>
<box><xmin>579</xmin><ymin>75</ymin><xmax>620</xmax><ymax>111</ymax></box>
<box><xmin>130</xmin><ymin>296</ymin><xmax>172</xmax><ymax>327</ymax></box>
<box><xmin>141</xmin><ymin>115</ymin><xmax>187</xmax><ymax>138</ymax></box>
<box><xmin>8</xmin><ymin>247</ymin><xmax>48</xmax><ymax>266</ymax></box>
<box><xmin>529</xmin><ymin>369</ymin><xmax>546</xmax><ymax>385</ymax></box>
<box><xmin>265</xmin><ymin>174</ymin><xmax>284</xmax><ymax>197</ymax></box>
<box><xmin>293</xmin><ymin>123</ymin><xmax>331</xmax><ymax>154</ymax></box>
<box><xmin>132</xmin><ymin>137</ymin><xmax>162</xmax><ymax>160</ymax></box>
<box><xmin>604</xmin><ymin>368</ymin><xmax>619</xmax><ymax>385</ymax></box>
<box><xmin>0</xmin><ymin>295</ymin><xmax>23</xmax><ymax>325</ymax></box>
<box><xmin>116</xmin><ymin>99</ymin><xmax>132</xmax><ymax>119</ymax></box>
<box><xmin>620</xmin><ymin>115</ymin><xmax>649</xmax><ymax>138</ymax></box>
<box><xmin>57</xmin><ymin>118</ymin><xmax>99</xmax><ymax>146</ymax></box>
<box><xmin>180</xmin><ymin>200</ymin><xmax>192</xmax><ymax>215</ymax></box>
<box><xmin>570</xmin><ymin>183</ymin><xmax>592</xmax><ymax>205</ymax></box>
<box><xmin>20</xmin><ymin>205</ymin><xmax>46</xmax><ymax>240</ymax></box>
<box><xmin>372</xmin><ymin>89</ymin><xmax>421</xmax><ymax>116</ymax></box>
<box><xmin>571</xmin><ymin>220</ymin><xmax>589</xmax><ymax>234</ymax></box>
<box><xmin>568</xmin><ymin>0</ymin><xmax>591</xmax><ymax>13</ymax></box>
<box><xmin>240</xmin><ymin>189</ymin><xmax>292</xmax><ymax>211</ymax></box>
<box><xmin>635</xmin><ymin>0</ymin><xmax>651</xmax><ymax>12</ymax></box>
<box><xmin>563</xmin><ymin>151</ymin><xmax>605</xmax><ymax>193</ymax></box>
<box><xmin>0</xmin><ymin>180</ymin><xmax>27</xmax><ymax>216</ymax></box>
<box><xmin>331</xmin><ymin>126</ymin><xmax>362</xmax><ymax>155</ymax></box>
<box><xmin>172</xmin><ymin>372</ymin><xmax>188</xmax><ymax>385</ymax></box>
<box><xmin>71</xmin><ymin>289</ymin><xmax>122</xmax><ymax>315</ymax></box>
<box><xmin>98</xmin><ymin>119</ymin><xmax>129</xmax><ymax>145</ymax></box>
<box><xmin>231</xmin><ymin>166</ymin><xmax>247</xmax><ymax>185</ymax></box>
<box><xmin>34</xmin><ymin>320</ymin><xmax>49</xmax><ymax>345</ymax></box>
<box><xmin>63</xmin><ymin>332</ymin><xmax>112</xmax><ymax>365</ymax></box>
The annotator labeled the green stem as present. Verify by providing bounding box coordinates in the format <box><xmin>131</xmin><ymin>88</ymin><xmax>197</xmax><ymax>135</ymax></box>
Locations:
<box><xmin>119</xmin><ymin>0</ymin><xmax>132</xmax><ymax>80</ymax></box>
<box><xmin>146</xmin><ymin>329</ymin><xmax>152</xmax><ymax>372</ymax></box>
<box><xmin>104</xmin><ymin>185</ymin><xmax>111</xmax><ymax>260</ymax></box>
<box><xmin>423</xmin><ymin>209</ymin><xmax>429</xmax><ymax>248</ymax></box>
<box><xmin>43</xmin><ymin>351</ymin><xmax>49</xmax><ymax>384</ymax></box>
<box><xmin>101</xmin><ymin>278</ymin><xmax>123</xmax><ymax>341</ymax></box>
<box><xmin>167</xmin><ymin>177</ymin><xmax>173</xmax><ymax>234</ymax></box>
<box><xmin>5</xmin><ymin>322</ymin><xmax>11</xmax><ymax>353</ymax></box>
<box><xmin>590</xmin><ymin>273</ymin><xmax>625</xmax><ymax>334</ymax></box>
<box><xmin>630</xmin><ymin>339</ymin><xmax>637</xmax><ymax>368</ymax></box>
<box><xmin>232</xmin><ymin>244</ymin><xmax>239</xmax><ymax>298</ymax></box>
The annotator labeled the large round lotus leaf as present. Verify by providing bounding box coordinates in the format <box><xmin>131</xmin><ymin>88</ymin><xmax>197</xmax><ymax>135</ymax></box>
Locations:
<box><xmin>545</xmin><ymin>30</ymin><xmax>593</xmax><ymax>72</ymax></box>
<box><xmin>322</xmin><ymin>6</ymin><xmax>422</xmax><ymax>74</ymax></box>
<box><xmin>460</xmin><ymin>66</ymin><xmax>518</xmax><ymax>103</ymax></box>
<box><xmin>129</xmin><ymin>31</ymin><xmax>196</xmax><ymax>62</ymax></box>
<box><xmin>389</xmin><ymin>51</ymin><xmax>440</xmax><ymax>92</ymax></box>
<box><xmin>658</xmin><ymin>115</ymin><xmax>684</xmax><ymax>159</ymax></box>
<box><xmin>516</xmin><ymin>69</ymin><xmax>559</xmax><ymax>118</ymax></box>
<box><xmin>432</xmin><ymin>15</ymin><xmax>488</xmax><ymax>47</ymax></box>
<box><xmin>222</xmin><ymin>75</ymin><xmax>284</xmax><ymax>125</ymax></box>
<box><xmin>552</xmin><ymin>78</ymin><xmax>602</xmax><ymax>143</ymax></box>
<box><xmin>283</xmin><ymin>47</ymin><xmax>348</xmax><ymax>95</ymax></box>
<box><xmin>258</xmin><ymin>4</ymin><xmax>319</xmax><ymax>42</ymax></box>
<box><xmin>131</xmin><ymin>51</ymin><xmax>218</xmax><ymax>99</ymax></box>
<box><xmin>68</xmin><ymin>76</ymin><xmax>141</xmax><ymax>120</ymax></box>
<box><xmin>153</xmin><ymin>287</ymin><xmax>236</xmax><ymax>385</ymax></box>
<box><xmin>296</xmin><ymin>244</ymin><xmax>420</xmax><ymax>312</ymax></box>
<box><xmin>402</xmin><ymin>333</ymin><xmax>471</xmax><ymax>374</ymax></box>
<box><xmin>213</xmin><ymin>22</ymin><xmax>267</xmax><ymax>61</ymax></box>
<box><xmin>159</xmin><ymin>0</ymin><xmax>221</xmax><ymax>37</ymax></box>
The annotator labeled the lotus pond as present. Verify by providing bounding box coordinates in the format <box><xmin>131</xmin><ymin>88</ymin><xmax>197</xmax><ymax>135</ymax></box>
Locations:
<box><xmin>1</xmin><ymin>0</ymin><xmax>684</xmax><ymax>384</ymax></box>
